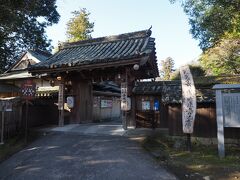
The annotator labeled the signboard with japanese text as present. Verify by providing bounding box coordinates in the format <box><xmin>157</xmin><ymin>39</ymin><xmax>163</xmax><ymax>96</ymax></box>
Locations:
<box><xmin>222</xmin><ymin>93</ymin><xmax>240</xmax><ymax>127</ymax></box>
<box><xmin>121</xmin><ymin>82</ymin><xmax>128</xmax><ymax>111</ymax></box>
<box><xmin>58</xmin><ymin>84</ymin><xmax>64</xmax><ymax>110</ymax></box>
<box><xmin>142</xmin><ymin>101</ymin><xmax>150</xmax><ymax>111</ymax></box>
<box><xmin>101</xmin><ymin>99</ymin><xmax>113</xmax><ymax>108</ymax></box>
<box><xmin>0</xmin><ymin>101</ymin><xmax>12</xmax><ymax>112</ymax></box>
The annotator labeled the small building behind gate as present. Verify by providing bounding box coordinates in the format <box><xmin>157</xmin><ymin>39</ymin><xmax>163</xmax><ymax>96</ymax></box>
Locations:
<box><xmin>133</xmin><ymin>75</ymin><xmax>240</xmax><ymax>138</ymax></box>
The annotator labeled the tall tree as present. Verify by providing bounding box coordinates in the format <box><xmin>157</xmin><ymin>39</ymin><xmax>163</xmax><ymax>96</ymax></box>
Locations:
<box><xmin>200</xmin><ymin>37</ymin><xmax>240</xmax><ymax>75</ymax></box>
<box><xmin>66</xmin><ymin>8</ymin><xmax>94</xmax><ymax>42</ymax></box>
<box><xmin>0</xmin><ymin>0</ymin><xmax>60</xmax><ymax>72</ymax></box>
<box><xmin>160</xmin><ymin>57</ymin><xmax>175</xmax><ymax>80</ymax></box>
<box><xmin>170</xmin><ymin>0</ymin><xmax>240</xmax><ymax>50</ymax></box>
<box><xmin>170</xmin><ymin>0</ymin><xmax>240</xmax><ymax>75</ymax></box>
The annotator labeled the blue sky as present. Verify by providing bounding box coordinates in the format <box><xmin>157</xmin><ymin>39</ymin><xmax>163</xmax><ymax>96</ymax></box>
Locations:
<box><xmin>46</xmin><ymin>0</ymin><xmax>202</xmax><ymax>68</ymax></box>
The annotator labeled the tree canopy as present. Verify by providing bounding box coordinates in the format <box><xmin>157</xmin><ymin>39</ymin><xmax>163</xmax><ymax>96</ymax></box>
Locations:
<box><xmin>159</xmin><ymin>57</ymin><xmax>175</xmax><ymax>80</ymax></box>
<box><xmin>0</xmin><ymin>0</ymin><xmax>60</xmax><ymax>72</ymax></box>
<box><xmin>200</xmin><ymin>36</ymin><xmax>240</xmax><ymax>75</ymax></box>
<box><xmin>170</xmin><ymin>0</ymin><xmax>240</xmax><ymax>50</ymax></box>
<box><xmin>66</xmin><ymin>8</ymin><xmax>94</xmax><ymax>42</ymax></box>
<box><xmin>170</xmin><ymin>0</ymin><xmax>240</xmax><ymax>75</ymax></box>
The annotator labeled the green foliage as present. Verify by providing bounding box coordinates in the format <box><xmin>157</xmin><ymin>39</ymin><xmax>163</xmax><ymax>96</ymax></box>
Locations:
<box><xmin>194</xmin><ymin>75</ymin><xmax>240</xmax><ymax>87</ymax></box>
<box><xmin>171</xmin><ymin>0</ymin><xmax>240</xmax><ymax>50</ymax></box>
<box><xmin>160</xmin><ymin>57</ymin><xmax>175</xmax><ymax>80</ymax></box>
<box><xmin>0</xmin><ymin>0</ymin><xmax>60</xmax><ymax>72</ymax></box>
<box><xmin>171</xmin><ymin>64</ymin><xmax>206</xmax><ymax>80</ymax></box>
<box><xmin>170</xmin><ymin>0</ymin><xmax>240</xmax><ymax>75</ymax></box>
<box><xmin>200</xmin><ymin>36</ymin><xmax>240</xmax><ymax>75</ymax></box>
<box><xmin>66</xmin><ymin>8</ymin><xmax>94</xmax><ymax>42</ymax></box>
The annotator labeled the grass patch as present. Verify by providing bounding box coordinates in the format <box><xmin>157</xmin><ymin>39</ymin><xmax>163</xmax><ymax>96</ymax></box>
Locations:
<box><xmin>0</xmin><ymin>131</ymin><xmax>41</xmax><ymax>163</ymax></box>
<box><xmin>142</xmin><ymin>133</ymin><xmax>240</xmax><ymax>180</ymax></box>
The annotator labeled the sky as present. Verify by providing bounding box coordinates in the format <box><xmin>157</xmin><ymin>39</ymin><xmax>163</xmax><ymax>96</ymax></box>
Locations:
<box><xmin>46</xmin><ymin>0</ymin><xmax>202</xmax><ymax>69</ymax></box>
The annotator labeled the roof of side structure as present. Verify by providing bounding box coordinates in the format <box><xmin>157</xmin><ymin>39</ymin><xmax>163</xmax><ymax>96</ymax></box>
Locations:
<box><xmin>133</xmin><ymin>75</ymin><xmax>240</xmax><ymax>103</ymax></box>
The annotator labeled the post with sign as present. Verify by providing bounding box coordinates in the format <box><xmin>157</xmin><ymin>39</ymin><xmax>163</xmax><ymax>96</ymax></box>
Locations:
<box><xmin>180</xmin><ymin>66</ymin><xmax>197</xmax><ymax>151</ymax></box>
<box><xmin>21</xmin><ymin>80</ymin><xmax>36</xmax><ymax>143</ymax></box>
<box><xmin>58</xmin><ymin>84</ymin><xmax>64</xmax><ymax>126</ymax></box>
<box><xmin>121</xmin><ymin>68</ymin><xmax>132</xmax><ymax>130</ymax></box>
<box><xmin>121</xmin><ymin>82</ymin><xmax>128</xmax><ymax>130</ymax></box>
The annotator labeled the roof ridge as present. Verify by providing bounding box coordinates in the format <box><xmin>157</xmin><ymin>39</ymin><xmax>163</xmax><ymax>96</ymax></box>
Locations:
<box><xmin>61</xmin><ymin>29</ymin><xmax>152</xmax><ymax>49</ymax></box>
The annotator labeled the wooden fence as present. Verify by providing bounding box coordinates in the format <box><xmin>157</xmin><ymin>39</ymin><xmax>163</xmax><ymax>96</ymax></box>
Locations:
<box><xmin>0</xmin><ymin>99</ymin><xmax>23</xmax><ymax>139</ymax></box>
<box><xmin>24</xmin><ymin>98</ymin><xmax>58</xmax><ymax>127</ymax></box>
<box><xmin>0</xmin><ymin>98</ymin><xmax>58</xmax><ymax>141</ymax></box>
<box><xmin>168</xmin><ymin>103</ymin><xmax>240</xmax><ymax>138</ymax></box>
<box><xmin>134</xmin><ymin>99</ymin><xmax>240</xmax><ymax>138</ymax></box>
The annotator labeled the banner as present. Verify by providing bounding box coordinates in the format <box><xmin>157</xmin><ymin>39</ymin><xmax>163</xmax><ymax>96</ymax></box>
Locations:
<box><xmin>180</xmin><ymin>66</ymin><xmax>196</xmax><ymax>134</ymax></box>
<box><xmin>21</xmin><ymin>80</ymin><xmax>36</xmax><ymax>100</ymax></box>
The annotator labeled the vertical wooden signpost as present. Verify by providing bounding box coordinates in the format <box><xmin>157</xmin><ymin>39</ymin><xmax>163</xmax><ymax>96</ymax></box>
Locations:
<box><xmin>180</xmin><ymin>66</ymin><xmax>197</xmax><ymax>151</ymax></box>
<box><xmin>21</xmin><ymin>80</ymin><xmax>36</xmax><ymax>143</ymax></box>
<box><xmin>121</xmin><ymin>68</ymin><xmax>130</xmax><ymax>130</ymax></box>
<box><xmin>121</xmin><ymin>82</ymin><xmax>128</xmax><ymax>130</ymax></box>
<box><xmin>58</xmin><ymin>84</ymin><xmax>64</xmax><ymax>126</ymax></box>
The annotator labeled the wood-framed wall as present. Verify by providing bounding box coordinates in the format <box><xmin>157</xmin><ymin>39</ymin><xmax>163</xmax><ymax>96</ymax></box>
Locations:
<box><xmin>168</xmin><ymin>103</ymin><xmax>240</xmax><ymax>138</ymax></box>
<box><xmin>134</xmin><ymin>94</ymin><xmax>168</xmax><ymax>128</ymax></box>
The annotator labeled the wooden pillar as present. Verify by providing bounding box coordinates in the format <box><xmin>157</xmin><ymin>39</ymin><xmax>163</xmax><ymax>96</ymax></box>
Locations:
<box><xmin>130</xmin><ymin>95</ymin><xmax>136</xmax><ymax>128</ymax></box>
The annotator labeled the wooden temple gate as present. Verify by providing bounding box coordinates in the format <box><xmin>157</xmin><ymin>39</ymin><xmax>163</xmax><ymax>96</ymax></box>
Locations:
<box><xmin>30</xmin><ymin>29</ymin><xmax>159</xmax><ymax>129</ymax></box>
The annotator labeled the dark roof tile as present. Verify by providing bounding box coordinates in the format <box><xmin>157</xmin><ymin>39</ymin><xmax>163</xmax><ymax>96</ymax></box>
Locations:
<box><xmin>31</xmin><ymin>29</ymin><xmax>158</xmax><ymax>76</ymax></box>
<box><xmin>133</xmin><ymin>81</ymin><xmax>215</xmax><ymax>103</ymax></box>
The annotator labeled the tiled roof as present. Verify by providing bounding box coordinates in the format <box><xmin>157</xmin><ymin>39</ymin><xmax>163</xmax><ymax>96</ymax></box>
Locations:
<box><xmin>5</xmin><ymin>49</ymin><xmax>51</xmax><ymax>73</ymax></box>
<box><xmin>133</xmin><ymin>81</ymin><xmax>215</xmax><ymax>103</ymax></box>
<box><xmin>28</xmin><ymin>49</ymin><xmax>52</xmax><ymax>62</ymax></box>
<box><xmin>31</xmin><ymin>29</ymin><xmax>158</xmax><ymax>77</ymax></box>
<box><xmin>133</xmin><ymin>75</ymin><xmax>240</xmax><ymax>103</ymax></box>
